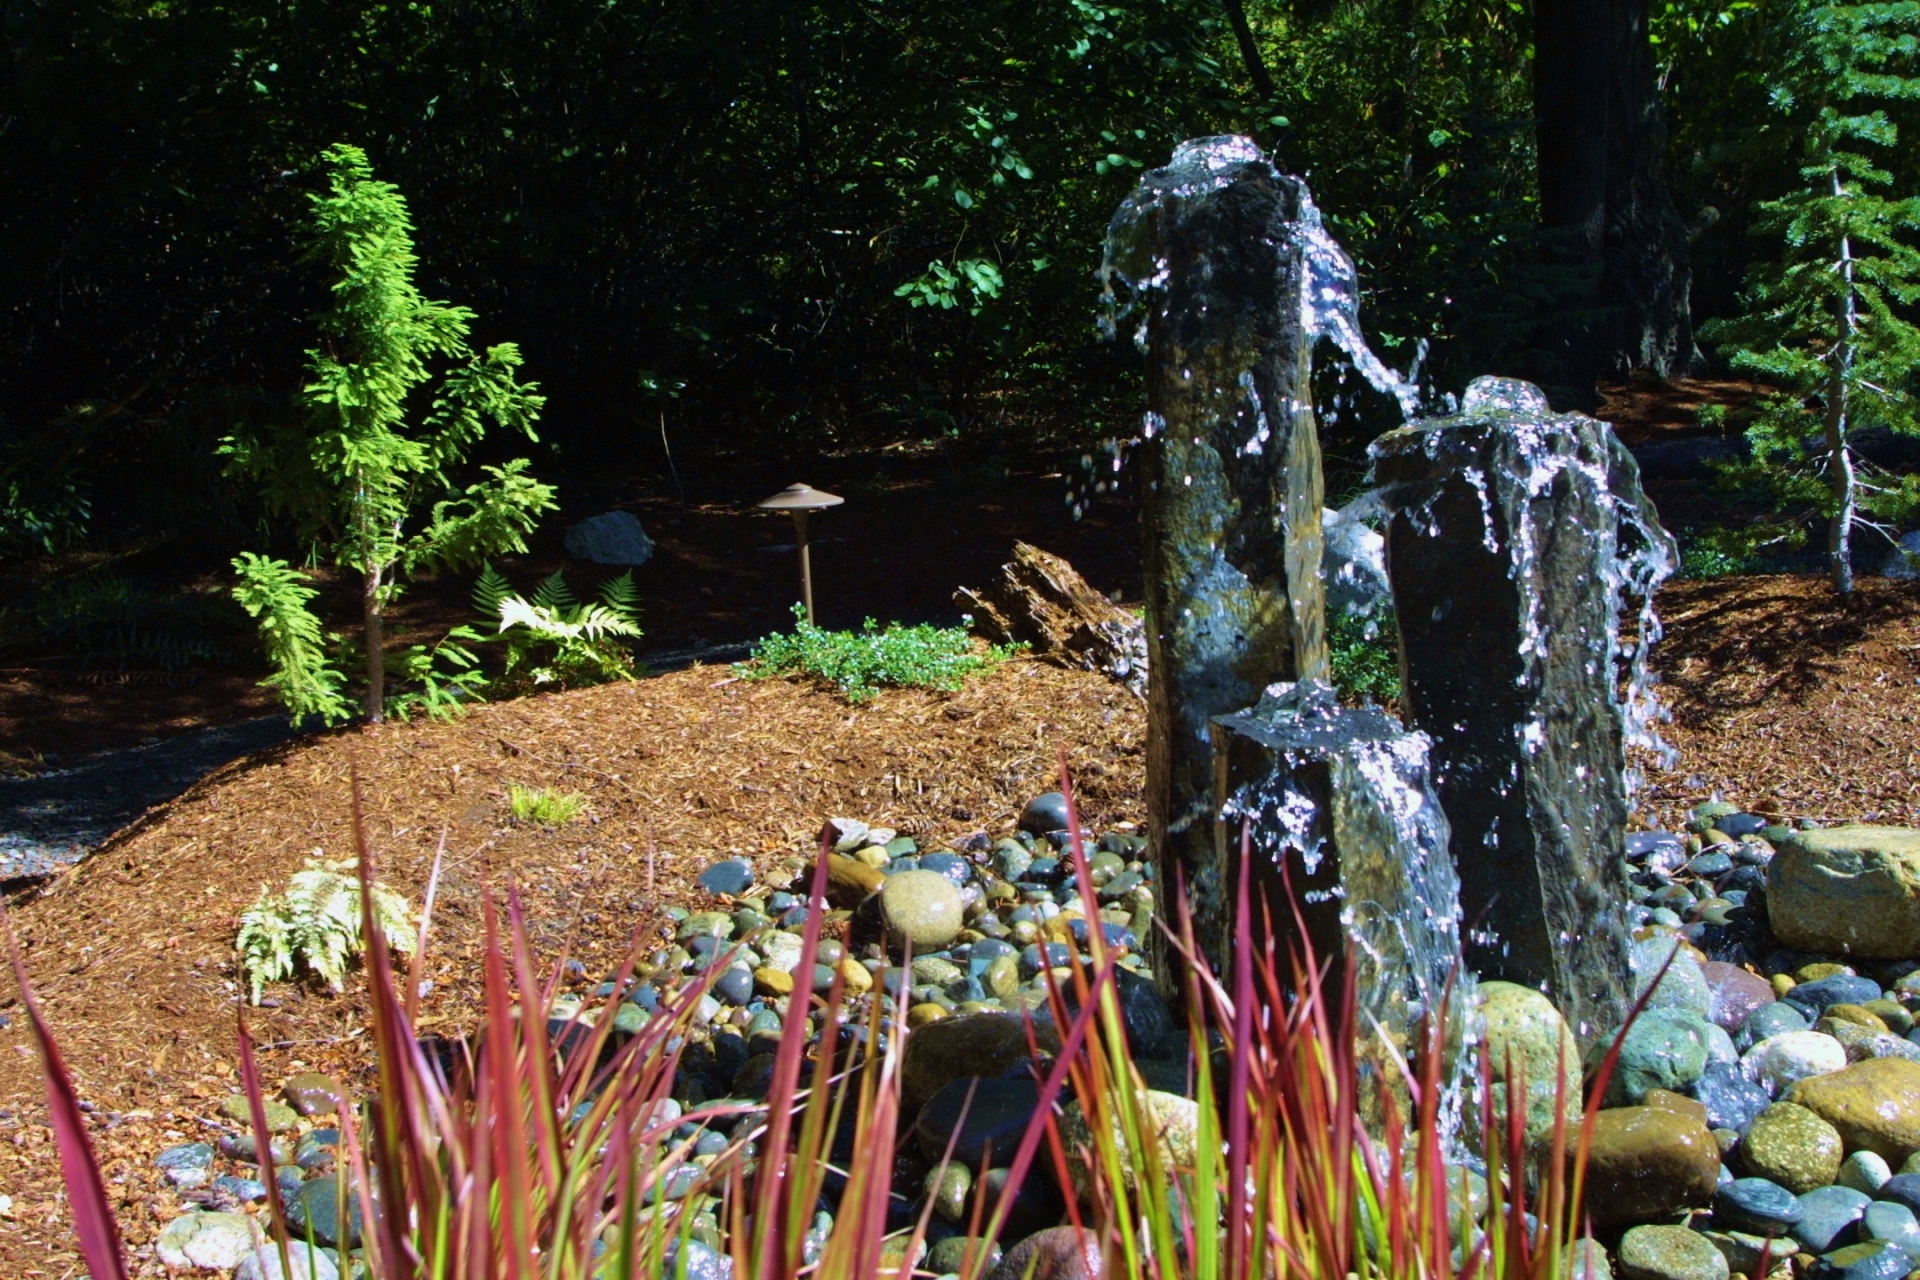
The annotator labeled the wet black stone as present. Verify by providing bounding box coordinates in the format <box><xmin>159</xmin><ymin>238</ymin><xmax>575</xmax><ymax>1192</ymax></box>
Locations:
<box><xmin>1025</xmin><ymin>857</ymin><xmax>1062</xmax><ymax>882</ymax></box>
<box><xmin>1690</xmin><ymin>1063</ymin><xmax>1772</xmax><ymax>1135</ymax></box>
<box><xmin>697</xmin><ymin>859</ymin><xmax>755</xmax><ymax>897</ymax></box>
<box><xmin>980</xmin><ymin>1163</ymin><xmax>1066</xmax><ymax>1240</ymax></box>
<box><xmin>1785</xmin><ymin>975</ymin><xmax>1883</xmax><ymax>1018</ymax></box>
<box><xmin>1714</xmin><ymin>1177</ymin><xmax>1804</xmax><ymax>1235</ymax></box>
<box><xmin>1018</xmin><ymin>793</ymin><xmax>1070</xmax><ymax>836</ymax></box>
<box><xmin>913</xmin><ymin>1078</ymin><xmax>1042</xmax><ymax>1170</ymax></box>
<box><xmin>1373</xmin><ymin>405</ymin><xmax>1670</xmax><ymax>1044</ymax></box>
<box><xmin>1718</xmin><ymin>813</ymin><xmax>1770</xmax><ymax>838</ymax></box>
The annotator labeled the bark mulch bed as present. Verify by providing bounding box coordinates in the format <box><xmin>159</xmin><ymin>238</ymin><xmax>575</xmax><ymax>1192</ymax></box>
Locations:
<box><xmin>1640</xmin><ymin>574</ymin><xmax>1920</xmax><ymax>831</ymax></box>
<box><xmin>0</xmin><ymin>656</ymin><xmax>1144</xmax><ymax>1276</ymax></box>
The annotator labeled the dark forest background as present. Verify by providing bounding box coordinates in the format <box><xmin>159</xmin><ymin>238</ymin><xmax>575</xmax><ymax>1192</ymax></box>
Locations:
<box><xmin>3</xmin><ymin>0</ymin><xmax>1912</xmax><ymax>560</ymax></box>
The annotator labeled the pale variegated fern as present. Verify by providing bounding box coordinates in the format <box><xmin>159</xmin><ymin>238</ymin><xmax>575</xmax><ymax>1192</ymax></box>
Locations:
<box><xmin>474</xmin><ymin>562</ymin><xmax>641</xmax><ymax>692</ymax></box>
<box><xmin>237</xmin><ymin>858</ymin><xmax>416</xmax><ymax>1004</ymax></box>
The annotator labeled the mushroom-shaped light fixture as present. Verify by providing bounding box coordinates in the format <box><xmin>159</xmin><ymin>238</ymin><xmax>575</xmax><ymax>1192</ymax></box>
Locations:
<box><xmin>755</xmin><ymin>483</ymin><xmax>844</xmax><ymax>625</ymax></box>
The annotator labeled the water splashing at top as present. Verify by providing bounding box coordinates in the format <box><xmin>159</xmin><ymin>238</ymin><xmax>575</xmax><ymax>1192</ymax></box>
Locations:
<box><xmin>1100</xmin><ymin>136</ymin><xmax>1423</xmax><ymax>423</ymax></box>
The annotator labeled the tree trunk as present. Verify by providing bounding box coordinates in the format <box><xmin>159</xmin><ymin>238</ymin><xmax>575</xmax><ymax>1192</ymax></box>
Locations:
<box><xmin>1533</xmin><ymin>0</ymin><xmax>1698</xmax><ymax>401</ymax></box>
<box><xmin>364</xmin><ymin>566</ymin><xmax>386</xmax><ymax>722</ymax></box>
<box><xmin>1828</xmin><ymin>228</ymin><xmax>1859</xmax><ymax>595</ymax></box>
<box><xmin>1222</xmin><ymin>0</ymin><xmax>1278</xmax><ymax>106</ymax></box>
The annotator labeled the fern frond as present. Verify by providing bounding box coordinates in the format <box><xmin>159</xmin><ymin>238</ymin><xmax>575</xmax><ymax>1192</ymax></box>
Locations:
<box><xmin>472</xmin><ymin>561</ymin><xmax>513</xmax><ymax>620</ymax></box>
<box><xmin>531</xmin><ymin>569</ymin><xmax>577</xmax><ymax>612</ymax></box>
<box><xmin>598</xmin><ymin>570</ymin><xmax>642</xmax><ymax>628</ymax></box>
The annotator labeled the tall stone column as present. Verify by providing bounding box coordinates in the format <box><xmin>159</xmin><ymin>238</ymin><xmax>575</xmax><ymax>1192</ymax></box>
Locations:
<box><xmin>1103</xmin><ymin>136</ymin><xmax>1328</xmax><ymax>973</ymax></box>
<box><xmin>1369</xmin><ymin>377</ymin><xmax>1676</xmax><ymax>1044</ymax></box>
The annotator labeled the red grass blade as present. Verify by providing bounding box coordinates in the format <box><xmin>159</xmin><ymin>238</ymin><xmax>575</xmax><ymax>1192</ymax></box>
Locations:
<box><xmin>5</xmin><ymin>908</ymin><xmax>128</xmax><ymax>1280</ymax></box>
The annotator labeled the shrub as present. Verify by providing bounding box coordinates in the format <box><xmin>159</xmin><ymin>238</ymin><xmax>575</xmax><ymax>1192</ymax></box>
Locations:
<box><xmin>1328</xmin><ymin>607</ymin><xmax>1402</xmax><ymax>704</ymax></box>
<box><xmin>236</xmin><ymin>857</ymin><xmax>416</xmax><ymax>1004</ymax></box>
<box><xmin>223</xmin><ymin>143</ymin><xmax>557</xmax><ymax>723</ymax></box>
<box><xmin>507</xmin><ymin>784</ymin><xmax>586</xmax><ymax>825</ymax></box>
<box><xmin>740</xmin><ymin>605</ymin><xmax>1019</xmax><ymax>702</ymax></box>
<box><xmin>474</xmin><ymin>562</ymin><xmax>640</xmax><ymax>694</ymax></box>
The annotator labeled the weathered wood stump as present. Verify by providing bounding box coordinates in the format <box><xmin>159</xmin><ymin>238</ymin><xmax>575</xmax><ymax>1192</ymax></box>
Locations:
<box><xmin>956</xmin><ymin>543</ymin><xmax>1147</xmax><ymax>697</ymax></box>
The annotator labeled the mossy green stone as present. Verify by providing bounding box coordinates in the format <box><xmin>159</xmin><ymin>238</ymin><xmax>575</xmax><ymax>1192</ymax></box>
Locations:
<box><xmin>1475</xmin><ymin>980</ymin><xmax>1582</xmax><ymax>1144</ymax></box>
<box><xmin>220</xmin><ymin>1095</ymin><xmax>300</xmax><ymax>1132</ymax></box>
<box><xmin>1617</xmin><ymin>1226</ymin><xmax>1730</xmax><ymax>1280</ymax></box>
<box><xmin>1741</xmin><ymin>1102</ymin><xmax>1844</xmax><ymax>1194</ymax></box>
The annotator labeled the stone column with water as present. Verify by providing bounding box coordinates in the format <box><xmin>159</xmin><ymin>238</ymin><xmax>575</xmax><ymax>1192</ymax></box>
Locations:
<box><xmin>1106</xmin><ymin>140</ymin><xmax>1466</xmax><ymax>1096</ymax></box>
<box><xmin>1101</xmin><ymin>137</ymin><xmax>1330</xmax><ymax>971</ymax></box>
<box><xmin>1369</xmin><ymin>377</ymin><xmax>1677</xmax><ymax>1045</ymax></box>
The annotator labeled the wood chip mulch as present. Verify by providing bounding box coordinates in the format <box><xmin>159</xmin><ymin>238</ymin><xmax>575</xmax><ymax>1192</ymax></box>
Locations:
<box><xmin>1639</xmin><ymin>574</ymin><xmax>1920</xmax><ymax>831</ymax></box>
<box><xmin>0</xmin><ymin>657</ymin><xmax>1145</xmax><ymax>1276</ymax></box>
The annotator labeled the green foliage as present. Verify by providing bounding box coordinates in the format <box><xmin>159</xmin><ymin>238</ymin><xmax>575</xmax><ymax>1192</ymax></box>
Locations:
<box><xmin>236</xmin><ymin>857</ymin><xmax>415</xmax><ymax>1004</ymax></box>
<box><xmin>508</xmin><ymin>784</ymin><xmax>587</xmax><ymax>825</ymax></box>
<box><xmin>0</xmin><ymin>573</ymin><xmax>246</xmax><ymax>672</ymax></box>
<box><xmin>741</xmin><ymin>605</ymin><xmax>1018</xmax><ymax>703</ymax></box>
<box><xmin>474</xmin><ymin>563</ymin><xmax>641</xmax><ymax>694</ymax></box>
<box><xmin>1699</xmin><ymin>2</ymin><xmax>1920</xmax><ymax>589</ymax></box>
<box><xmin>231</xmin><ymin>552</ymin><xmax>352</xmax><ymax>725</ymax></box>
<box><xmin>224</xmin><ymin>144</ymin><xmax>557</xmax><ymax>719</ymax></box>
<box><xmin>1328</xmin><ymin>608</ymin><xmax>1403</xmax><ymax>705</ymax></box>
<box><xmin>385</xmin><ymin>625</ymin><xmax>489</xmax><ymax>722</ymax></box>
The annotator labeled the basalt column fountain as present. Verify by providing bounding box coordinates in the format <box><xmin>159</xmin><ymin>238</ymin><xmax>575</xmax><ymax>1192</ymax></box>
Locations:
<box><xmin>1101</xmin><ymin>137</ymin><xmax>1331</xmax><ymax>973</ymax></box>
<box><xmin>1369</xmin><ymin>378</ymin><xmax>1677</xmax><ymax>1045</ymax></box>
<box><xmin>1106</xmin><ymin>138</ymin><xmax>1465</xmax><ymax>1075</ymax></box>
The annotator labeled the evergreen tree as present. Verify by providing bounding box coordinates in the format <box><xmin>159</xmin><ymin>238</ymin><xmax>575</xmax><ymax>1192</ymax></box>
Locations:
<box><xmin>225</xmin><ymin>144</ymin><xmax>557</xmax><ymax>722</ymax></box>
<box><xmin>1701</xmin><ymin>2</ymin><xmax>1920</xmax><ymax>593</ymax></box>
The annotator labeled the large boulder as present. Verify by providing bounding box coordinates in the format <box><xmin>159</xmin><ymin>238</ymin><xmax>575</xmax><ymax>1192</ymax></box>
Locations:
<box><xmin>1582</xmin><ymin>1106</ymin><xmax>1721</xmax><ymax>1229</ymax></box>
<box><xmin>1475</xmin><ymin>980</ymin><xmax>1583</xmax><ymax>1146</ymax></box>
<box><xmin>563</xmin><ymin>511</ymin><xmax>654</xmax><ymax>565</ymax></box>
<box><xmin>1768</xmin><ymin>826</ymin><xmax>1920</xmax><ymax>958</ymax></box>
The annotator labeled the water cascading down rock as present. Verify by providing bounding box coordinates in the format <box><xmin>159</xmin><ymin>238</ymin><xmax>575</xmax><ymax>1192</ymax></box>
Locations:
<box><xmin>1369</xmin><ymin>378</ymin><xmax>1677</xmax><ymax>1045</ymax></box>
<box><xmin>1104</xmin><ymin>137</ymin><xmax>1464</xmax><ymax>1080</ymax></box>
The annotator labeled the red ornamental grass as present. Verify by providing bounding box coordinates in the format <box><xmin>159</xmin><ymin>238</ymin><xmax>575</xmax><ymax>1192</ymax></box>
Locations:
<box><xmin>18</xmin><ymin>760</ymin><xmax>1620</xmax><ymax>1279</ymax></box>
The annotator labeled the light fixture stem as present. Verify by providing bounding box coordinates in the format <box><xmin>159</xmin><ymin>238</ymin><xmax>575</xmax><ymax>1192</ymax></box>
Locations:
<box><xmin>794</xmin><ymin>509</ymin><xmax>815</xmax><ymax>625</ymax></box>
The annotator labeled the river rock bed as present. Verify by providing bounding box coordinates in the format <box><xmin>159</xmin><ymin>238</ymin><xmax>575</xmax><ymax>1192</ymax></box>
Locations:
<box><xmin>136</xmin><ymin>797</ymin><xmax>1920</xmax><ymax>1280</ymax></box>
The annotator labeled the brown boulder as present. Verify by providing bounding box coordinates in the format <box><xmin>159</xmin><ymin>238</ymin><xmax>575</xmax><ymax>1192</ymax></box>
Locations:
<box><xmin>955</xmin><ymin>543</ymin><xmax>1146</xmax><ymax>696</ymax></box>
<box><xmin>1785</xmin><ymin>1057</ymin><xmax>1920</xmax><ymax>1163</ymax></box>
<box><xmin>1581</xmin><ymin>1105</ymin><xmax>1721</xmax><ymax>1229</ymax></box>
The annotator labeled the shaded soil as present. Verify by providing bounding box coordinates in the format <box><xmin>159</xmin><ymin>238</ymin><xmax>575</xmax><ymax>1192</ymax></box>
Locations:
<box><xmin>0</xmin><ymin>458</ymin><xmax>1142</xmax><ymax>767</ymax></box>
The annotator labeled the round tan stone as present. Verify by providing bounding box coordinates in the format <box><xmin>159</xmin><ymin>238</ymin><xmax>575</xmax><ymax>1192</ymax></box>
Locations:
<box><xmin>1739</xmin><ymin>1102</ymin><xmax>1844</xmax><ymax>1193</ymax></box>
<box><xmin>1056</xmin><ymin>1089</ymin><xmax>1198</xmax><ymax>1202</ymax></box>
<box><xmin>907</xmin><ymin>1002</ymin><xmax>949</xmax><ymax>1028</ymax></box>
<box><xmin>752</xmin><ymin>966</ymin><xmax>794</xmax><ymax>997</ymax></box>
<box><xmin>1784</xmin><ymin>1057</ymin><xmax>1920</xmax><ymax>1163</ymax></box>
<box><xmin>1581</xmin><ymin>1105</ymin><xmax>1721</xmax><ymax>1229</ymax></box>
<box><xmin>1769</xmin><ymin>826</ymin><xmax>1920</xmax><ymax>958</ymax></box>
